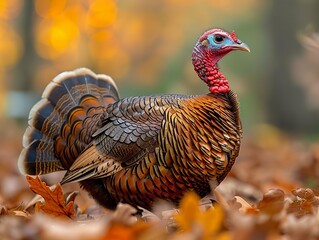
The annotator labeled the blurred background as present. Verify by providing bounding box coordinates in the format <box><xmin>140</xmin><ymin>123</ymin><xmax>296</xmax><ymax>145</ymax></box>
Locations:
<box><xmin>0</xmin><ymin>0</ymin><xmax>319</xmax><ymax>208</ymax></box>
<box><xmin>1</xmin><ymin>0</ymin><xmax>319</xmax><ymax>137</ymax></box>
<box><xmin>1</xmin><ymin>0</ymin><xmax>319</xmax><ymax>135</ymax></box>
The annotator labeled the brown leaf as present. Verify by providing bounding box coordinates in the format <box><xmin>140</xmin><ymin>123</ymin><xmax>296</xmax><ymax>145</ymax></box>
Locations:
<box><xmin>287</xmin><ymin>188</ymin><xmax>319</xmax><ymax>218</ymax></box>
<box><xmin>292</xmin><ymin>188</ymin><xmax>319</xmax><ymax>206</ymax></box>
<box><xmin>26</xmin><ymin>176</ymin><xmax>75</xmax><ymax>220</ymax></box>
<box><xmin>257</xmin><ymin>189</ymin><xmax>285</xmax><ymax>215</ymax></box>
<box><xmin>228</xmin><ymin>196</ymin><xmax>259</xmax><ymax>215</ymax></box>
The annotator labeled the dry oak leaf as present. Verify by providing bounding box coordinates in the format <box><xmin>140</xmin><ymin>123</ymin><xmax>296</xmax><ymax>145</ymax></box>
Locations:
<box><xmin>257</xmin><ymin>189</ymin><xmax>285</xmax><ymax>215</ymax></box>
<box><xmin>26</xmin><ymin>175</ymin><xmax>75</xmax><ymax>220</ymax></box>
<box><xmin>287</xmin><ymin>188</ymin><xmax>319</xmax><ymax>218</ymax></box>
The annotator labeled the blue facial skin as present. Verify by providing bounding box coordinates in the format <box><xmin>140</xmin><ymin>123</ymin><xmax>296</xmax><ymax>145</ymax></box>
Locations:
<box><xmin>206</xmin><ymin>34</ymin><xmax>235</xmax><ymax>51</ymax></box>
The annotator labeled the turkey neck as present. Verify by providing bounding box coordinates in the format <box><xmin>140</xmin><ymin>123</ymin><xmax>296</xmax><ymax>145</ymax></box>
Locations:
<box><xmin>192</xmin><ymin>44</ymin><xmax>230</xmax><ymax>94</ymax></box>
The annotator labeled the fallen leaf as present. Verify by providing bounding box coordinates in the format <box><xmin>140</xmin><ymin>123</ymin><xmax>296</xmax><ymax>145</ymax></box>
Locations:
<box><xmin>26</xmin><ymin>176</ymin><xmax>75</xmax><ymax>220</ymax></box>
<box><xmin>287</xmin><ymin>188</ymin><xmax>319</xmax><ymax>218</ymax></box>
<box><xmin>31</xmin><ymin>214</ymin><xmax>107</xmax><ymax>240</ymax></box>
<box><xmin>101</xmin><ymin>223</ymin><xmax>139</xmax><ymax>240</ymax></box>
<box><xmin>11</xmin><ymin>210</ymin><xmax>30</xmax><ymax>218</ymax></box>
<box><xmin>174</xmin><ymin>192</ymin><xmax>201</xmax><ymax>232</ymax></box>
<box><xmin>292</xmin><ymin>188</ymin><xmax>319</xmax><ymax>206</ymax></box>
<box><xmin>111</xmin><ymin>203</ymin><xmax>137</xmax><ymax>226</ymax></box>
<box><xmin>65</xmin><ymin>191</ymin><xmax>79</xmax><ymax>205</ymax></box>
<box><xmin>257</xmin><ymin>189</ymin><xmax>285</xmax><ymax>215</ymax></box>
<box><xmin>228</xmin><ymin>196</ymin><xmax>259</xmax><ymax>214</ymax></box>
<box><xmin>174</xmin><ymin>192</ymin><xmax>230</xmax><ymax>240</ymax></box>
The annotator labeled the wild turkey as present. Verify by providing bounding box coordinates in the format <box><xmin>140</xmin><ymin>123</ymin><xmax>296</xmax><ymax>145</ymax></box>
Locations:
<box><xmin>19</xmin><ymin>29</ymin><xmax>250</xmax><ymax>210</ymax></box>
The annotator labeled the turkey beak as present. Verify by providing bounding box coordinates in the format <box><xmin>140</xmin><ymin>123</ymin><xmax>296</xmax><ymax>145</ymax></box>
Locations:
<box><xmin>231</xmin><ymin>41</ymin><xmax>250</xmax><ymax>52</ymax></box>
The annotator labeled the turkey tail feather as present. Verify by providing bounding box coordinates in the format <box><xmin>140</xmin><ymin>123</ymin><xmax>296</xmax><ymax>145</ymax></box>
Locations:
<box><xmin>18</xmin><ymin>68</ymin><xmax>119</xmax><ymax>175</ymax></box>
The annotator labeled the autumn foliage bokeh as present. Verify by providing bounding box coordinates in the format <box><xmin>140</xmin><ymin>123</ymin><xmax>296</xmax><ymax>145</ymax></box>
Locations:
<box><xmin>1</xmin><ymin>0</ymin><xmax>260</xmax><ymax>109</ymax></box>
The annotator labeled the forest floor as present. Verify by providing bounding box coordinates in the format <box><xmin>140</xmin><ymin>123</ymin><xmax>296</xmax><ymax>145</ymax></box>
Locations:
<box><xmin>1</xmin><ymin>120</ymin><xmax>319</xmax><ymax>240</ymax></box>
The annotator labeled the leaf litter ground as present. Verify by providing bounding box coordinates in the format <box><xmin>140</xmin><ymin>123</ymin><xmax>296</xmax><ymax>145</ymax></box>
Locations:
<box><xmin>1</xmin><ymin>123</ymin><xmax>319</xmax><ymax>239</ymax></box>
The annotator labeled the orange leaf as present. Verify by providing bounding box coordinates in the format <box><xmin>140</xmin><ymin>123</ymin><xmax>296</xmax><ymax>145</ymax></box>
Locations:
<box><xmin>101</xmin><ymin>222</ymin><xmax>149</xmax><ymax>240</ymax></box>
<box><xmin>26</xmin><ymin>175</ymin><xmax>75</xmax><ymax>220</ymax></box>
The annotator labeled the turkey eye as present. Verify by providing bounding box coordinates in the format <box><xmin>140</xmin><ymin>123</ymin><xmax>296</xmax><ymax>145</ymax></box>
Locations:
<box><xmin>214</xmin><ymin>35</ymin><xmax>224</xmax><ymax>43</ymax></box>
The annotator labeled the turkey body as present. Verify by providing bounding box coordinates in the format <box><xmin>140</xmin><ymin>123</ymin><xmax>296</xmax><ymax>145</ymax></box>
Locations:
<box><xmin>77</xmin><ymin>92</ymin><xmax>241</xmax><ymax>209</ymax></box>
<box><xmin>19</xmin><ymin>29</ymin><xmax>248</xmax><ymax>210</ymax></box>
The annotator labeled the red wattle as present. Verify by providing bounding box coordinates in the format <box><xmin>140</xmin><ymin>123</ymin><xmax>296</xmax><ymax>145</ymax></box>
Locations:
<box><xmin>192</xmin><ymin>44</ymin><xmax>230</xmax><ymax>94</ymax></box>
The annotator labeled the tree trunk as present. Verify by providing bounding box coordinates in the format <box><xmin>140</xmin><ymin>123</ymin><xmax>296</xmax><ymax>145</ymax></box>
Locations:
<box><xmin>265</xmin><ymin>0</ymin><xmax>319</xmax><ymax>134</ymax></box>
